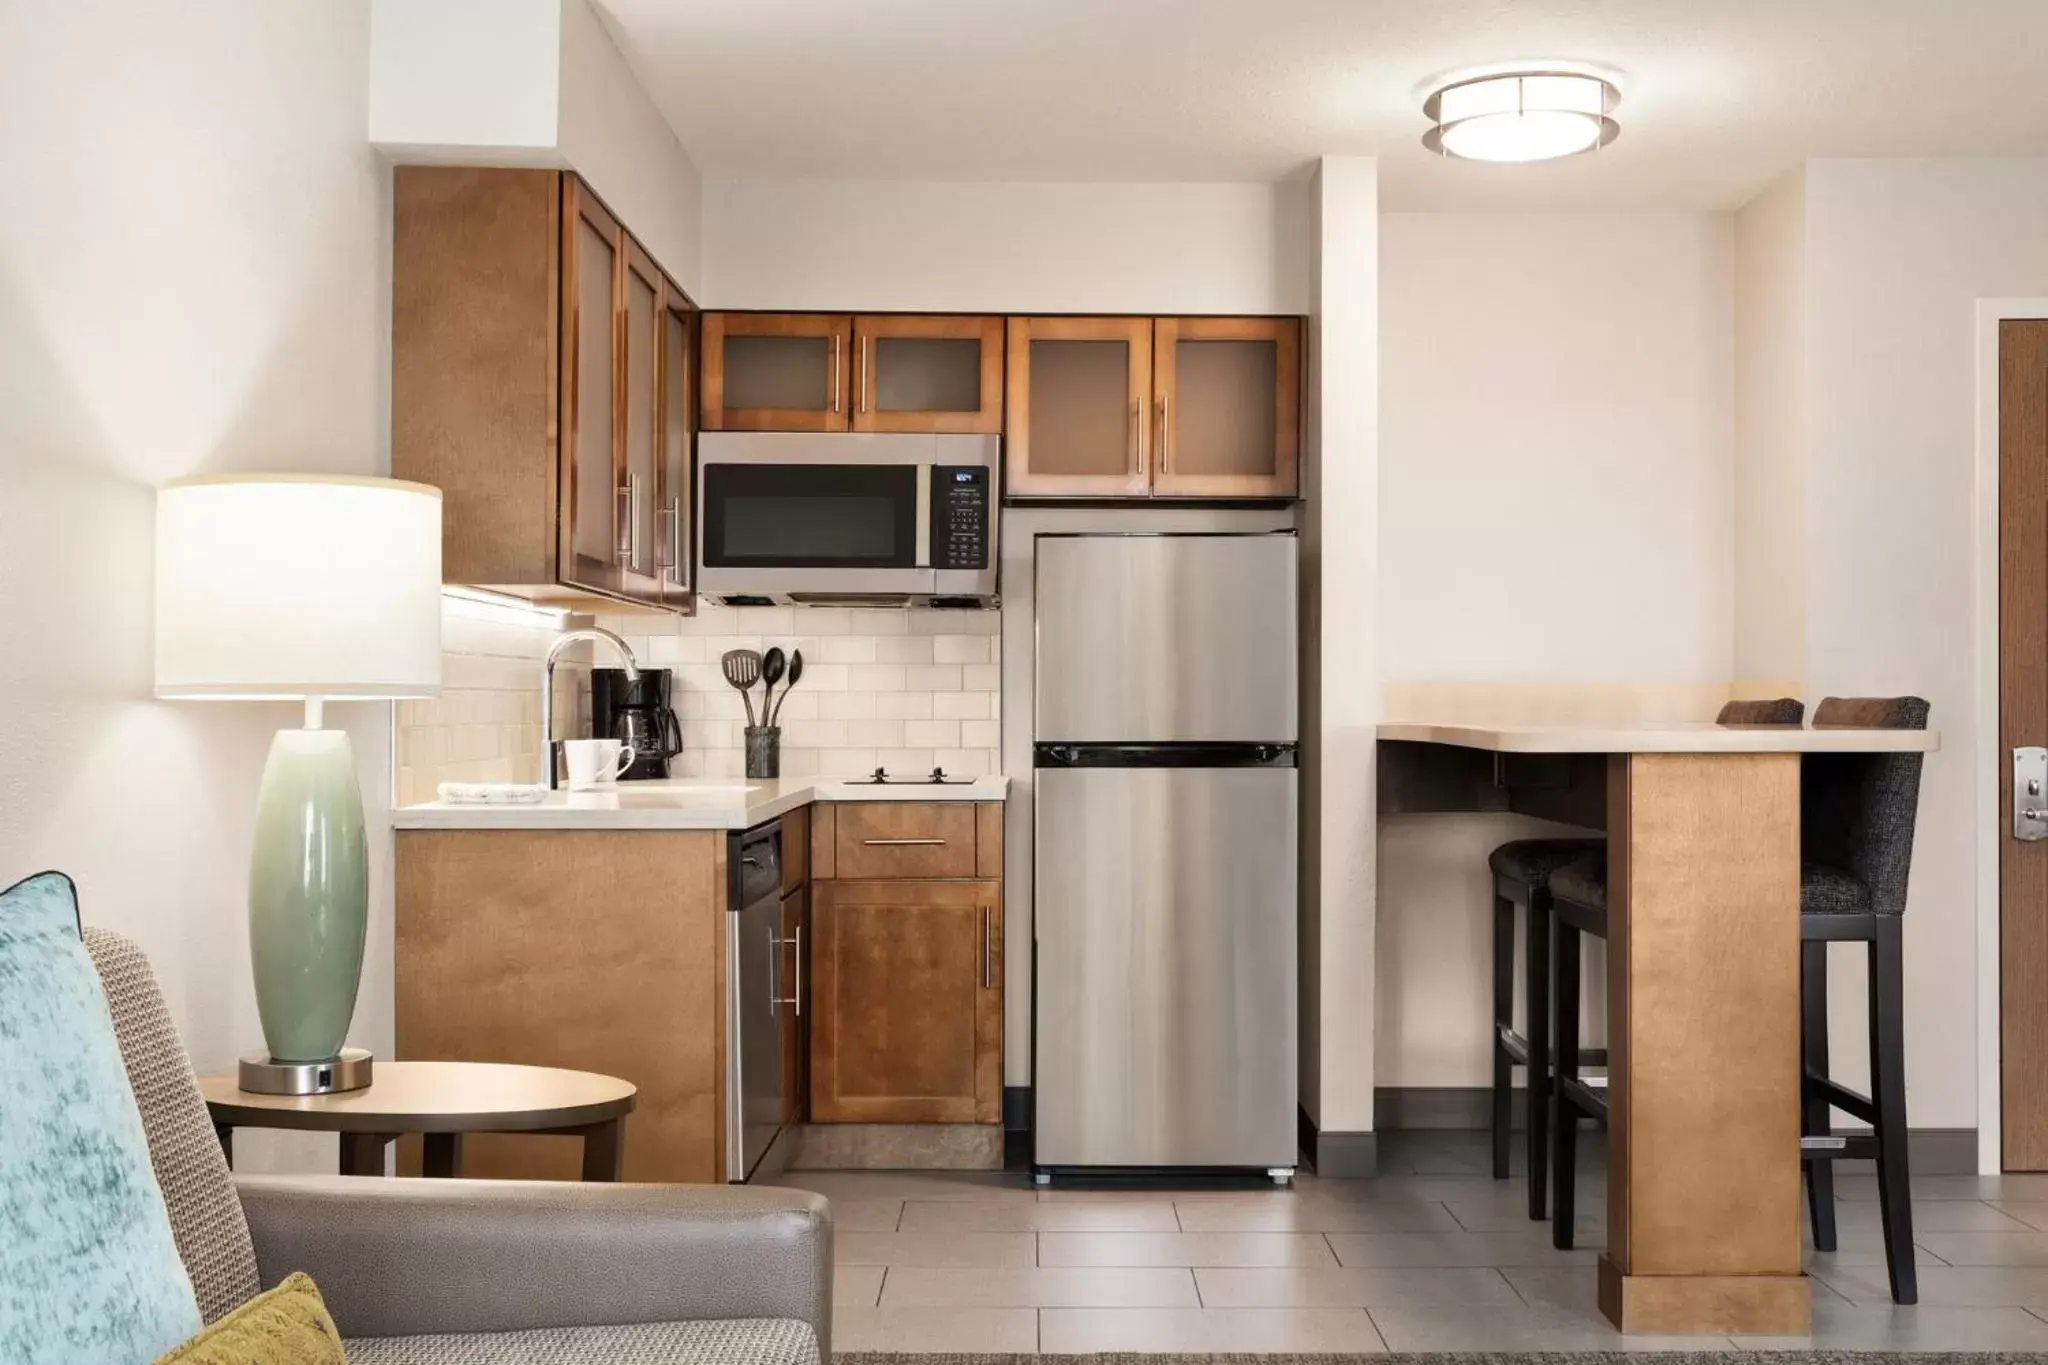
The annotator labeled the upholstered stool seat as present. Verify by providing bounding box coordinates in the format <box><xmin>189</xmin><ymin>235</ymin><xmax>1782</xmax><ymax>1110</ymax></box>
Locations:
<box><xmin>1547</xmin><ymin>854</ymin><xmax>1607</xmax><ymax>911</ymax></box>
<box><xmin>1800</xmin><ymin>864</ymin><xmax>1874</xmax><ymax>915</ymax></box>
<box><xmin>1489</xmin><ymin>839</ymin><xmax>1604</xmax><ymax>886</ymax></box>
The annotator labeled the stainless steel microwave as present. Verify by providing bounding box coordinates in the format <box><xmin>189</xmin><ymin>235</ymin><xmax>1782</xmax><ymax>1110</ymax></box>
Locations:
<box><xmin>696</xmin><ymin>433</ymin><xmax>999</xmax><ymax>607</ymax></box>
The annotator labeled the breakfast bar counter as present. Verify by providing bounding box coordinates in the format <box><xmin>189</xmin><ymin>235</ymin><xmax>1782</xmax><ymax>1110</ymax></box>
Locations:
<box><xmin>1378</xmin><ymin>718</ymin><xmax>1938</xmax><ymax>1335</ymax></box>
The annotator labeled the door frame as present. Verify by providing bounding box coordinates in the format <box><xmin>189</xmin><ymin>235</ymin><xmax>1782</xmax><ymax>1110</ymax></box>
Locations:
<box><xmin>1973</xmin><ymin>299</ymin><xmax>2048</xmax><ymax>1174</ymax></box>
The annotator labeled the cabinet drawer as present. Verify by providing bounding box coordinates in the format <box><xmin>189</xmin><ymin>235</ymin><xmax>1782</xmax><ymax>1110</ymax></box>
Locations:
<box><xmin>832</xmin><ymin>803</ymin><xmax>979</xmax><ymax>879</ymax></box>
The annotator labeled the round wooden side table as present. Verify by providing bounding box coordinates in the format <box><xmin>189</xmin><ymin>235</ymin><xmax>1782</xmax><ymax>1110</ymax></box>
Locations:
<box><xmin>201</xmin><ymin>1061</ymin><xmax>637</xmax><ymax>1180</ymax></box>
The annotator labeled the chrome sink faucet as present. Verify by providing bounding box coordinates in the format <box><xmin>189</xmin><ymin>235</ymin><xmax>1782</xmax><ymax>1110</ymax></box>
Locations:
<box><xmin>540</xmin><ymin>627</ymin><xmax>640</xmax><ymax>788</ymax></box>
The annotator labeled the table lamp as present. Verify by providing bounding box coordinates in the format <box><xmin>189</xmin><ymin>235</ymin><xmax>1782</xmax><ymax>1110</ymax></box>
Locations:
<box><xmin>155</xmin><ymin>474</ymin><xmax>441</xmax><ymax>1094</ymax></box>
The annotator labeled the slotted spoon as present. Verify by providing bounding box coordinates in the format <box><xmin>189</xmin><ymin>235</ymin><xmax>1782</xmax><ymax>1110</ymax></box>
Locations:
<box><xmin>721</xmin><ymin>649</ymin><xmax>762</xmax><ymax>728</ymax></box>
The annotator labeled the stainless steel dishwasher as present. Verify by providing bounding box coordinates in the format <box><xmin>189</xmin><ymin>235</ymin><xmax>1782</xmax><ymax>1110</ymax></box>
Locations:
<box><xmin>726</xmin><ymin>821</ymin><xmax>786</xmax><ymax>1181</ymax></box>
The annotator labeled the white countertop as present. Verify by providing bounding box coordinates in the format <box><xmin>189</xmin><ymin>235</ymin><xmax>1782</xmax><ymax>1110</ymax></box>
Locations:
<box><xmin>1378</xmin><ymin>720</ymin><xmax>1941</xmax><ymax>755</ymax></box>
<box><xmin>394</xmin><ymin>775</ymin><xmax>1010</xmax><ymax>831</ymax></box>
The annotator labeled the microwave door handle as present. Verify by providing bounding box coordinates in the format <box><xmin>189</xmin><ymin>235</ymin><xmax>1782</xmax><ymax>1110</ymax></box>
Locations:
<box><xmin>914</xmin><ymin>464</ymin><xmax>931</xmax><ymax>568</ymax></box>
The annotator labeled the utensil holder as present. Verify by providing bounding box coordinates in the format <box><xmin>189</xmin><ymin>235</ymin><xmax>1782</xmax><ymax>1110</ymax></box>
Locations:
<box><xmin>745</xmin><ymin>726</ymin><xmax>781</xmax><ymax>779</ymax></box>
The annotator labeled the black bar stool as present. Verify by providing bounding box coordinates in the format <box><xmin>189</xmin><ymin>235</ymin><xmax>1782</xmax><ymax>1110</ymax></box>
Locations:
<box><xmin>1541</xmin><ymin>697</ymin><xmax>1806</xmax><ymax>1242</ymax></box>
<box><xmin>1800</xmin><ymin>695</ymin><xmax>1930</xmax><ymax>1306</ymax></box>
<box><xmin>1490</xmin><ymin>837</ymin><xmax>1602</xmax><ymax>1217</ymax></box>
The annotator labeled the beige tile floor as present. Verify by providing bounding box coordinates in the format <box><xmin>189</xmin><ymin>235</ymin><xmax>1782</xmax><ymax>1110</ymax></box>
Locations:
<box><xmin>765</xmin><ymin>1130</ymin><xmax>2048</xmax><ymax>1354</ymax></box>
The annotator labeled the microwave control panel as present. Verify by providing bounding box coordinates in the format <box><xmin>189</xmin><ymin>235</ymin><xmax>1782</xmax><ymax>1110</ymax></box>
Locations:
<box><xmin>931</xmin><ymin>465</ymin><xmax>990</xmax><ymax>570</ymax></box>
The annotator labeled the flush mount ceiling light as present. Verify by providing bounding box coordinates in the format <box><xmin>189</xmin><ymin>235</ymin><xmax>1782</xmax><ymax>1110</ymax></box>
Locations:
<box><xmin>1423</xmin><ymin>71</ymin><xmax>1620</xmax><ymax>163</ymax></box>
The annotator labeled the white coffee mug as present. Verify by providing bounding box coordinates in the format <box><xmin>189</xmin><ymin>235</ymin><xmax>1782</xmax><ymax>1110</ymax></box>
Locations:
<box><xmin>563</xmin><ymin>738</ymin><xmax>636</xmax><ymax>791</ymax></box>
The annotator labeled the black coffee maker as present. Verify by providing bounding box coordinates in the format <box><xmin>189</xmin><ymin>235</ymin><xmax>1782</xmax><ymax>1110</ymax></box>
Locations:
<box><xmin>592</xmin><ymin>667</ymin><xmax>682</xmax><ymax>780</ymax></box>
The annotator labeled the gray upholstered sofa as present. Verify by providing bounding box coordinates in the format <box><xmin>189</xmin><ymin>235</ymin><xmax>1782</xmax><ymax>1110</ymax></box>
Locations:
<box><xmin>84</xmin><ymin>929</ymin><xmax>833</xmax><ymax>1363</ymax></box>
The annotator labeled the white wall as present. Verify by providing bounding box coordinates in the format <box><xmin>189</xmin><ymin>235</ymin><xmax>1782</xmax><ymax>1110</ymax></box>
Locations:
<box><xmin>367</xmin><ymin>0</ymin><xmax>561</xmax><ymax>158</ymax></box>
<box><xmin>0</xmin><ymin>0</ymin><xmax>392</xmax><ymax>1171</ymax></box>
<box><xmin>1374</xmin><ymin>211</ymin><xmax>1737</xmax><ymax>1089</ymax></box>
<box><xmin>699</xmin><ymin>179</ymin><xmax>1309</xmax><ymax>314</ymax></box>
<box><xmin>1302</xmin><ymin>157</ymin><xmax>1381</xmax><ymax>1135</ymax></box>
<box><xmin>557</xmin><ymin>0</ymin><xmax>703</xmax><ymax>295</ymax></box>
<box><xmin>1733</xmin><ymin>171</ymin><xmax>1809</xmax><ymax>689</ymax></box>
<box><xmin>1379</xmin><ymin>212</ymin><xmax>1736</xmax><ymax>685</ymax></box>
<box><xmin>1800</xmin><ymin>158</ymin><xmax>2048</xmax><ymax>1131</ymax></box>
<box><xmin>369</xmin><ymin>0</ymin><xmax>704</xmax><ymax>294</ymax></box>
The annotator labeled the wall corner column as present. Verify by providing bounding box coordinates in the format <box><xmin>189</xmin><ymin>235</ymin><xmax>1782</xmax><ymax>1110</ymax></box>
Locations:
<box><xmin>1300</xmin><ymin>155</ymin><xmax>1380</xmax><ymax>1171</ymax></box>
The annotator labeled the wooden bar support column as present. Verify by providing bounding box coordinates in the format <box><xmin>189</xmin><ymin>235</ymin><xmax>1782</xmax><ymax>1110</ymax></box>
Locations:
<box><xmin>1601</xmin><ymin>752</ymin><xmax>1810</xmax><ymax>1335</ymax></box>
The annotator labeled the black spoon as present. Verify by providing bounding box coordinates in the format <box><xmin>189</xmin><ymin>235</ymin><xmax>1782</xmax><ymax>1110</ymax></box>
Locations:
<box><xmin>759</xmin><ymin>646</ymin><xmax>787</xmax><ymax>729</ymax></box>
<box><xmin>771</xmin><ymin>649</ymin><xmax>803</xmax><ymax>726</ymax></box>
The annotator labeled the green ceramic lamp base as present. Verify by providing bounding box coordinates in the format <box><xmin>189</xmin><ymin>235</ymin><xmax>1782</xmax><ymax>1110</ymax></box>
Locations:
<box><xmin>249</xmin><ymin>711</ymin><xmax>369</xmax><ymax>1081</ymax></box>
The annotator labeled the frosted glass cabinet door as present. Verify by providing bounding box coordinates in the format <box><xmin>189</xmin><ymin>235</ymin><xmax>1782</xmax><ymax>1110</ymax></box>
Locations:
<box><xmin>1152</xmin><ymin>317</ymin><xmax>1300</xmax><ymax>498</ymax></box>
<box><xmin>1005</xmin><ymin>317</ymin><xmax>1153</xmax><ymax>497</ymax></box>
<box><xmin>561</xmin><ymin>180</ymin><xmax>623</xmax><ymax>596</ymax></box>
<box><xmin>658</xmin><ymin>283</ymin><xmax>695</xmax><ymax>605</ymax></box>
<box><xmin>619</xmin><ymin>240</ymin><xmax>663</xmax><ymax>598</ymax></box>
<box><xmin>702</xmin><ymin>313</ymin><xmax>852</xmax><ymax>432</ymax></box>
<box><xmin>851</xmin><ymin>315</ymin><xmax>1004</xmax><ymax>434</ymax></box>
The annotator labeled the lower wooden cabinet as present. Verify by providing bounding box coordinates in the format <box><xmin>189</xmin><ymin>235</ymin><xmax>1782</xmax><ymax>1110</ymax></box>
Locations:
<box><xmin>810</xmin><ymin>878</ymin><xmax>1002</xmax><ymax>1124</ymax></box>
<box><xmin>780</xmin><ymin>884</ymin><xmax>808</xmax><ymax>1125</ymax></box>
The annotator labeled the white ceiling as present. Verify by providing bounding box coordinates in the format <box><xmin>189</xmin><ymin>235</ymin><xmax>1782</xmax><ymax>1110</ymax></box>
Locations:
<box><xmin>597</xmin><ymin>0</ymin><xmax>2048</xmax><ymax>210</ymax></box>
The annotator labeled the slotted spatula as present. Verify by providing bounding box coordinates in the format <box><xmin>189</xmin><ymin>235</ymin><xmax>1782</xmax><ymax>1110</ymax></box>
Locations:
<box><xmin>721</xmin><ymin>649</ymin><xmax>762</xmax><ymax>728</ymax></box>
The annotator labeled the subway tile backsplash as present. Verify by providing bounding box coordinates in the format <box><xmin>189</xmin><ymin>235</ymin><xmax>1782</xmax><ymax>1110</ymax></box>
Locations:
<box><xmin>395</xmin><ymin>596</ymin><xmax>586</xmax><ymax>807</ymax></box>
<box><xmin>592</xmin><ymin>604</ymin><xmax>1002</xmax><ymax>781</ymax></box>
<box><xmin>396</xmin><ymin>599</ymin><xmax>1004</xmax><ymax>804</ymax></box>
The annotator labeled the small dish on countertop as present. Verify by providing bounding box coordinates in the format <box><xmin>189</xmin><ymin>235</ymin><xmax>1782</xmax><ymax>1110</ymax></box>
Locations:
<box><xmin>435</xmin><ymin>782</ymin><xmax>549</xmax><ymax>805</ymax></box>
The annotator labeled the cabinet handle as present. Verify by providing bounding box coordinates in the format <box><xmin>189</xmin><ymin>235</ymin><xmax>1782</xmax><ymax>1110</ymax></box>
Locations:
<box><xmin>858</xmin><ymin>336</ymin><xmax>871</xmax><ymax>414</ymax></box>
<box><xmin>770</xmin><ymin>927</ymin><xmax>800</xmax><ymax>1010</ymax></box>
<box><xmin>669</xmin><ymin>495</ymin><xmax>684</xmax><ymax>586</ymax></box>
<box><xmin>981</xmin><ymin>906</ymin><xmax>994</xmax><ymax>989</ymax></box>
<box><xmin>614</xmin><ymin>483</ymin><xmax>632</xmax><ymax>565</ymax></box>
<box><xmin>861</xmin><ymin>837</ymin><xmax>945</xmax><ymax>846</ymax></box>
<box><xmin>1156</xmin><ymin>395</ymin><xmax>1169</xmax><ymax>473</ymax></box>
<box><xmin>830</xmin><ymin>334</ymin><xmax>842</xmax><ymax>413</ymax></box>
<box><xmin>1130</xmin><ymin>397</ymin><xmax>1143</xmax><ymax>476</ymax></box>
<box><xmin>632</xmin><ymin>474</ymin><xmax>645</xmax><ymax>569</ymax></box>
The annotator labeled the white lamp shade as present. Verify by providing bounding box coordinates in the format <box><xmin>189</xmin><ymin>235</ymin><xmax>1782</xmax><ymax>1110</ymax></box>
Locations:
<box><xmin>155</xmin><ymin>475</ymin><xmax>443</xmax><ymax>700</ymax></box>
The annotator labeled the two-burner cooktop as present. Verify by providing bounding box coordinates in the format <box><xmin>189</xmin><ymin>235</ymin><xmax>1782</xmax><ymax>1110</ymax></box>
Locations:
<box><xmin>845</xmin><ymin>767</ymin><xmax>978</xmax><ymax>786</ymax></box>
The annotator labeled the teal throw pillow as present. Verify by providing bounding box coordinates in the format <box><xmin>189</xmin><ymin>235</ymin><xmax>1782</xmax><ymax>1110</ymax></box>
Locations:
<box><xmin>0</xmin><ymin>871</ymin><xmax>202</xmax><ymax>1365</ymax></box>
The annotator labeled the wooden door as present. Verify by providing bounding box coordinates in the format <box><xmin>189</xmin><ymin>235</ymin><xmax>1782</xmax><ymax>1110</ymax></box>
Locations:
<box><xmin>810</xmin><ymin>879</ymin><xmax>1001</xmax><ymax>1123</ymax></box>
<box><xmin>852</xmin><ymin>315</ymin><xmax>1004</xmax><ymax>434</ymax></box>
<box><xmin>2003</xmin><ymin>318</ymin><xmax>2048</xmax><ymax>1168</ymax></box>
<box><xmin>657</xmin><ymin>277</ymin><xmax>696</xmax><ymax>607</ymax></box>
<box><xmin>701</xmin><ymin>313</ymin><xmax>852</xmax><ymax>431</ymax></box>
<box><xmin>1152</xmin><ymin>317</ymin><xmax>1301</xmax><ymax>498</ymax></box>
<box><xmin>780</xmin><ymin>886</ymin><xmax>808</xmax><ymax>1125</ymax></box>
<box><xmin>559</xmin><ymin>178</ymin><xmax>624</xmax><ymax>596</ymax></box>
<box><xmin>617</xmin><ymin>239</ymin><xmax>664</xmax><ymax>601</ymax></box>
<box><xmin>1006</xmin><ymin>317</ymin><xmax>1152</xmax><ymax>497</ymax></box>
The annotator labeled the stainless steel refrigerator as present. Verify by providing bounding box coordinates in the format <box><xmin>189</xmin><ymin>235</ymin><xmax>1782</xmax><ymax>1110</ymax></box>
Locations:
<box><xmin>1032</xmin><ymin>531</ymin><xmax>1299</xmax><ymax>1178</ymax></box>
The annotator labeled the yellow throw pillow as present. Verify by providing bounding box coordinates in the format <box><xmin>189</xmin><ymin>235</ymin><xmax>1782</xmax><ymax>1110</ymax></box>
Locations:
<box><xmin>153</xmin><ymin>1272</ymin><xmax>344</xmax><ymax>1365</ymax></box>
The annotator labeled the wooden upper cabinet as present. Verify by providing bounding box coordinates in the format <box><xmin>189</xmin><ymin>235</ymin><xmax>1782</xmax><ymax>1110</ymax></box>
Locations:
<box><xmin>657</xmin><ymin>280</ymin><xmax>695</xmax><ymax>606</ymax></box>
<box><xmin>617</xmin><ymin>238</ymin><xmax>665</xmax><ymax>599</ymax></box>
<box><xmin>809</xmin><ymin>878</ymin><xmax>1002</xmax><ymax>1124</ymax></box>
<box><xmin>1005</xmin><ymin>316</ymin><xmax>1153</xmax><ymax>497</ymax></box>
<box><xmin>392</xmin><ymin>166</ymin><xmax>695</xmax><ymax>612</ymax></box>
<box><xmin>701</xmin><ymin>313</ymin><xmax>852</xmax><ymax>431</ymax></box>
<box><xmin>1152</xmin><ymin>317</ymin><xmax>1300</xmax><ymax>498</ymax></box>
<box><xmin>559</xmin><ymin>180</ymin><xmax>626</xmax><ymax>597</ymax></box>
<box><xmin>852</xmin><ymin>315</ymin><xmax>1004</xmax><ymax>434</ymax></box>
